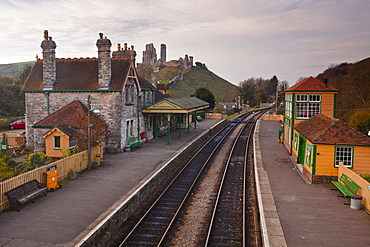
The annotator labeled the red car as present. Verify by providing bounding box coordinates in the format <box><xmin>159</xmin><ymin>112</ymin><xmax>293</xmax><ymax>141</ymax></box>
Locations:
<box><xmin>9</xmin><ymin>119</ymin><xmax>26</xmax><ymax>129</ymax></box>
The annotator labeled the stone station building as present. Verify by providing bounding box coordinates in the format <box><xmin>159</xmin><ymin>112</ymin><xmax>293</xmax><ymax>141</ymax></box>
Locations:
<box><xmin>22</xmin><ymin>30</ymin><xmax>208</xmax><ymax>154</ymax></box>
<box><xmin>22</xmin><ymin>31</ymin><xmax>156</xmax><ymax>153</ymax></box>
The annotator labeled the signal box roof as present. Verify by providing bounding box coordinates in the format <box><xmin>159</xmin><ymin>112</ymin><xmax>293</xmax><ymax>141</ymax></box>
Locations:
<box><xmin>285</xmin><ymin>76</ymin><xmax>338</xmax><ymax>92</ymax></box>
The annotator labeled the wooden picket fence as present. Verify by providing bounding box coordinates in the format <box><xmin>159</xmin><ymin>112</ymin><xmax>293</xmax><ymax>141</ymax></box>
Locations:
<box><xmin>205</xmin><ymin>113</ymin><xmax>227</xmax><ymax>119</ymax></box>
<box><xmin>0</xmin><ymin>145</ymin><xmax>102</xmax><ymax>211</ymax></box>
<box><xmin>338</xmin><ymin>163</ymin><xmax>370</xmax><ymax>213</ymax></box>
<box><xmin>0</xmin><ymin>133</ymin><xmax>26</xmax><ymax>149</ymax></box>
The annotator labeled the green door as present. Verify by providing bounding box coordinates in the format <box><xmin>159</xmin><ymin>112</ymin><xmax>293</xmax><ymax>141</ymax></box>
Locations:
<box><xmin>298</xmin><ymin>136</ymin><xmax>306</xmax><ymax>164</ymax></box>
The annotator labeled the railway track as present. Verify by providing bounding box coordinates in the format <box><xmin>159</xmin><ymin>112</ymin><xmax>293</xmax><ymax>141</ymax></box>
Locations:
<box><xmin>113</xmin><ymin>110</ymin><xmax>268</xmax><ymax>246</ymax></box>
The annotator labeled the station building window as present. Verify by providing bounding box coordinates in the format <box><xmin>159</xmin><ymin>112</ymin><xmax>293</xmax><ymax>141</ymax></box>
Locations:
<box><xmin>335</xmin><ymin>146</ymin><xmax>353</xmax><ymax>168</ymax></box>
<box><xmin>296</xmin><ymin>94</ymin><xmax>321</xmax><ymax>119</ymax></box>
<box><xmin>54</xmin><ymin>136</ymin><xmax>61</xmax><ymax>149</ymax></box>
<box><xmin>285</xmin><ymin>94</ymin><xmax>292</xmax><ymax>118</ymax></box>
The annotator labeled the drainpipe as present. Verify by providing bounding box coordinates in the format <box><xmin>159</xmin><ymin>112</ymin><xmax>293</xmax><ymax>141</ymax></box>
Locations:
<box><xmin>178</xmin><ymin>114</ymin><xmax>181</xmax><ymax>138</ymax></box>
<box><xmin>45</xmin><ymin>91</ymin><xmax>50</xmax><ymax>115</ymax></box>
<box><xmin>167</xmin><ymin>113</ymin><xmax>171</xmax><ymax>144</ymax></box>
<box><xmin>187</xmin><ymin>113</ymin><xmax>190</xmax><ymax>133</ymax></box>
<box><xmin>137</xmin><ymin>91</ymin><xmax>141</xmax><ymax>145</ymax></box>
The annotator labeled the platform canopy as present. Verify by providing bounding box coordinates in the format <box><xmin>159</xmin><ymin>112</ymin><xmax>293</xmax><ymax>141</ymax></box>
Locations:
<box><xmin>142</xmin><ymin>97</ymin><xmax>209</xmax><ymax>113</ymax></box>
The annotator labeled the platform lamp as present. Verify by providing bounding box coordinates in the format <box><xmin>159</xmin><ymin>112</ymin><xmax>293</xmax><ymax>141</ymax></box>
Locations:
<box><xmin>87</xmin><ymin>95</ymin><xmax>101</xmax><ymax>170</ymax></box>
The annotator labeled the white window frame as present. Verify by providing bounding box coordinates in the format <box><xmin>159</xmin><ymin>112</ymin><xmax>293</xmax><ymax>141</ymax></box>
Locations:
<box><xmin>296</xmin><ymin>94</ymin><xmax>321</xmax><ymax>119</ymax></box>
<box><xmin>335</xmin><ymin>146</ymin><xmax>353</xmax><ymax>168</ymax></box>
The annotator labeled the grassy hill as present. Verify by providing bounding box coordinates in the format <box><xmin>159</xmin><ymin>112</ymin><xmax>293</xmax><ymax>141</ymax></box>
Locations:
<box><xmin>0</xmin><ymin>61</ymin><xmax>34</xmax><ymax>78</ymax></box>
<box><xmin>138</xmin><ymin>64</ymin><xmax>239</xmax><ymax>102</ymax></box>
<box><xmin>170</xmin><ymin>66</ymin><xmax>238</xmax><ymax>101</ymax></box>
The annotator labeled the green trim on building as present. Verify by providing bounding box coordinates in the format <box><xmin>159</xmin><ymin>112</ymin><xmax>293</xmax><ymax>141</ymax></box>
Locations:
<box><xmin>333</xmin><ymin>93</ymin><xmax>337</xmax><ymax>118</ymax></box>
<box><xmin>22</xmin><ymin>89</ymin><xmax>122</xmax><ymax>93</ymax></box>
<box><xmin>284</xmin><ymin>89</ymin><xmax>338</xmax><ymax>93</ymax></box>
<box><xmin>312</xmin><ymin>145</ymin><xmax>317</xmax><ymax>175</ymax></box>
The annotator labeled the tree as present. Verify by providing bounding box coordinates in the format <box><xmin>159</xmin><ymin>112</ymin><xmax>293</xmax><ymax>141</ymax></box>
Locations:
<box><xmin>193</xmin><ymin>87</ymin><xmax>215</xmax><ymax>109</ymax></box>
<box><xmin>16</xmin><ymin>65</ymin><xmax>32</xmax><ymax>86</ymax></box>
<box><xmin>75</xmin><ymin>113</ymin><xmax>109</xmax><ymax>150</ymax></box>
<box><xmin>0</xmin><ymin>76</ymin><xmax>25</xmax><ymax>117</ymax></box>
<box><xmin>348</xmin><ymin>110</ymin><xmax>370</xmax><ymax>135</ymax></box>
<box><xmin>279</xmin><ymin>80</ymin><xmax>289</xmax><ymax>91</ymax></box>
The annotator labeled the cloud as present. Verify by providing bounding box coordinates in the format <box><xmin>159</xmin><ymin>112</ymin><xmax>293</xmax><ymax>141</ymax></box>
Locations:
<box><xmin>0</xmin><ymin>0</ymin><xmax>369</xmax><ymax>85</ymax></box>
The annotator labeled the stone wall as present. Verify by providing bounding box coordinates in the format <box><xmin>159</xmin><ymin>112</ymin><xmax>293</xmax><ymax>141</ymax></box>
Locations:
<box><xmin>25</xmin><ymin>90</ymin><xmax>145</xmax><ymax>153</ymax></box>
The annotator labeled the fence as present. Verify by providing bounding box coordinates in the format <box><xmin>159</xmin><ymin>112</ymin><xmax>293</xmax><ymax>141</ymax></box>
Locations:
<box><xmin>205</xmin><ymin>113</ymin><xmax>227</xmax><ymax>119</ymax></box>
<box><xmin>0</xmin><ymin>133</ymin><xmax>26</xmax><ymax>149</ymax></box>
<box><xmin>338</xmin><ymin>163</ymin><xmax>370</xmax><ymax>212</ymax></box>
<box><xmin>0</xmin><ymin>145</ymin><xmax>102</xmax><ymax>211</ymax></box>
<box><xmin>262</xmin><ymin>114</ymin><xmax>283</xmax><ymax>121</ymax></box>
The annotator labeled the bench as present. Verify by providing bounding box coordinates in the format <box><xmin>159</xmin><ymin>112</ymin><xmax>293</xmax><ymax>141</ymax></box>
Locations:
<box><xmin>4</xmin><ymin>179</ymin><xmax>47</xmax><ymax>211</ymax></box>
<box><xmin>196</xmin><ymin>115</ymin><xmax>203</xmax><ymax>121</ymax></box>
<box><xmin>331</xmin><ymin>174</ymin><xmax>360</xmax><ymax>204</ymax></box>
<box><xmin>158</xmin><ymin>127</ymin><xmax>167</xmax><ymax>137</ymax></box>
<box><xmin>127</xmin><ymin>137</ymin><xmax>141</xmax><ymax>147</ymax></box>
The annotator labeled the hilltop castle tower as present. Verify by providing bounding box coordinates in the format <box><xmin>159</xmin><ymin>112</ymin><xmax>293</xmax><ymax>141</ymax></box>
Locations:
<box><xmin>142</xmin><ymin>43</ymin><xmax>157</xmax><ymax>69</ymax></box>
<box><xmin>160</xmin><ymin>44</ymin><xmax>166</xmax><ymax>64</ymax></box>
<box><xmin>141</xmin><ymin>43</ymin><xmax>193</xmax><ymax>70</ymax></box>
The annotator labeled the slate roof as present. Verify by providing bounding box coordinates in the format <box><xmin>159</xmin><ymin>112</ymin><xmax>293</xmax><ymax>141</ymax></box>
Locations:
<box><xmin>55</xmin><ymin>124</ymin><xmax>77</xmax><ymax>137</ymax></box>
<box><xmin>33</xmin><ymin>100</ymin><xmax>106</xmax><ymax>129</ymax></box>
<box><xmin>166</xmin><ymin>97</ymin><xmax>210</xmax><ymax>110</ymax></box>
<box><xmin>138</xmin><ymin>76</ymin><xmax>156</xmax><ymax>90</ymax></box>
<box><xmin>294</xmin><ymin>114</ymin><xmax>370</xmax><ymax>145</ymax></box>
<box><xmin>155</xmin><ymin>83</ymin><xmax>167</xmax><ymax>90</ymax></box>
<box><xmin>42</xmin><ymin>124</ymin><xmax>78</xmax><ymax>138</ymax></box>
<box><xmin>285</xmin><ymin>76</ymin><xmax>338</xmax><ymax>92</ymax></box>
<box><xmin>22</xmin><ymin>57</ymin><xmax>138</xmax><ymax>91</ymax></box>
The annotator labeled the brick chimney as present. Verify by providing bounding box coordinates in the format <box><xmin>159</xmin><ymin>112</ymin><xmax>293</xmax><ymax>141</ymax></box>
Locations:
<box><xmin>112</xmin><ymin>43</ymin><xmax>137</xmax><ymax>64</ymax></box>
<box><xmin>40</xmin><ymin>30</ymin><xmax>57</xmax><ymax>90</ymax></box>
<box><xmin>96</xmin><ymin>33</ymin><xmax>112</xmax><ymax>90</ymax></box>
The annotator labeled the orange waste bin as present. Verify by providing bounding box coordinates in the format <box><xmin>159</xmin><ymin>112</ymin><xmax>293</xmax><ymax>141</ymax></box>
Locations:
<box><xmin>46</xmin><ymin>165</ymin><xmax>61</xmax><ymax>192</ymax></box>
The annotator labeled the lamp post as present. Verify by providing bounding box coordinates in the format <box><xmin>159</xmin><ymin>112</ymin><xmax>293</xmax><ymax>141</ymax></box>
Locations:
<box><xmin>87</xmin><ymin>95</ymin><xmax>101</xmax><ymax>170</ymax></box>
<box><xmin>87</xmin><ymin>95</ymin><xmax>92</xmax><ymax>170</ymax></box>
<box><xmin>275</xmin><ymin>82</ymin><xmax>279</xmax><ymax>114</ymax></box>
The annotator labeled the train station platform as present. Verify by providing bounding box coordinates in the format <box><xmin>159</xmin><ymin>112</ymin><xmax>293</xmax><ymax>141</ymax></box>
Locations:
<box><xmin>0</xmin><ymin>119</ymin><xmax>222</xmax><ymax>247</ymax></box>
<box><xmin>255</xmin><ymin>119</ymin><xmax>370</xmax><ymax>246</ymax></box>
<box><xmin>0</xmin><ymin>118</ymin><xmax>369</xmax><ymax>246</ymax></box>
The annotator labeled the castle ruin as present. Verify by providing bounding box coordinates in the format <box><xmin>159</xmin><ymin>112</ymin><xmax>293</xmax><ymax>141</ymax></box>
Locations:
<box><xmin>141</xmin><ymin>43</ymin><xmax>193</xmax><ymax>70</ymax></box>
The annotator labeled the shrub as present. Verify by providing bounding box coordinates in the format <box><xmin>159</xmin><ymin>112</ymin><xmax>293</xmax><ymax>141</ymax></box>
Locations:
<box><xmin>61</xmin><ymin>146</ymin><xmax>80</xmax><ymax>158</ymax></box>
<box><xmin>360</xmin><ymin>173</ymin><xmax>370</xmax><ymax>183</ymax></box>
<box><xmin>22</xmin><ymin>152</ymin><xmax>48</xmax><ymax>173</ymax></box>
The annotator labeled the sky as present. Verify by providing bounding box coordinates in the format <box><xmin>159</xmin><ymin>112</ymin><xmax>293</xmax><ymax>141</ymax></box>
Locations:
<box><xmin>0</xmin><ymin>0</ymin><xmax>369</xmax><ymax>86</ymax></box>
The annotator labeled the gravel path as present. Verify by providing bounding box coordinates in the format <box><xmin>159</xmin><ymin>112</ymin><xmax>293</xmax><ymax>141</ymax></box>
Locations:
<box><xmin>170</xmin><ymin>125</ymin><xmax>243</xmax><ymax>246</ymax></box>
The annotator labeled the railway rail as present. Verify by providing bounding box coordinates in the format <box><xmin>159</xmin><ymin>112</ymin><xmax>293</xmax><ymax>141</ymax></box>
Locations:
<box><xmin>113</xmin><ymin>109</ymin><xmax>268</xmax><ymax>246</ymax></box>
